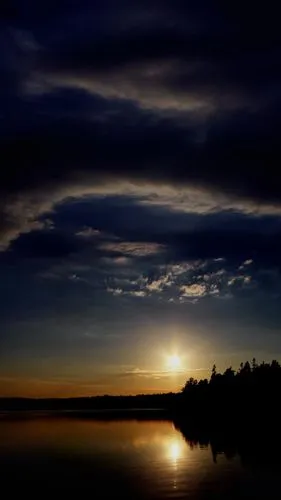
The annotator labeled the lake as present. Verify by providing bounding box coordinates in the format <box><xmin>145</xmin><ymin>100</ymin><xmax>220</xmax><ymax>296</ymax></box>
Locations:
<box><xmin>0</xmin><ymin>415</ymin><xmax>279</xmax><ymax>499</ymax></box>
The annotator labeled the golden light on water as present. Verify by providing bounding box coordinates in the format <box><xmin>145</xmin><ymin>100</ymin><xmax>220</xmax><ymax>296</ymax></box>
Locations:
<box><xmin>132</xmin><ymin>424</ymin><xmax>185</xmax><ymax>465</ymax></box>
<box><xmin>166</xmin><ymin>437</ymin><xmax>184</xmax><ymax>463</ymax></box>
<box><xmin>169</xmin><ymin>441</ymin><xmax>181</xmax><ymax>461</ymax></box>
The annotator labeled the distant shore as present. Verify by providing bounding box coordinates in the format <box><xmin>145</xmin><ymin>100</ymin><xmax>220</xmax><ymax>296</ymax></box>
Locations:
<box><xmin>0</xmin><ymin>393</ymin><xmax>177</xmax><ymax>413</ymax></box>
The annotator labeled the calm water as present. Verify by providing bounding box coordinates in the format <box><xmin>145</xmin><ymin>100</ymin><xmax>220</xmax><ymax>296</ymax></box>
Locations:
<box><xmin>0</xmin><ymin>416</ymin><xmax>279</xmax><ymax>499</ymax></box>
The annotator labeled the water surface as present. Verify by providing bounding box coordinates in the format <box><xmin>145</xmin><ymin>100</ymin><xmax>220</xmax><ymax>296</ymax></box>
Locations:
<box><xmin>0</xmin><ymin>416</ymin><xmax>278</xmax><ymax>499</ymax></box>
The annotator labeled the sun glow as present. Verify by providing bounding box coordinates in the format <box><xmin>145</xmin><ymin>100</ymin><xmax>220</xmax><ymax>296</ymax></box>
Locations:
<box><xmin>167</xmin><ymin>354</ymin><xmax>181</xmax><ymax>371</ymax></box>
<box><xmin>169</xmin><ymin>441</ymin><xmax>181</xmax><ymax>461</ymax></box>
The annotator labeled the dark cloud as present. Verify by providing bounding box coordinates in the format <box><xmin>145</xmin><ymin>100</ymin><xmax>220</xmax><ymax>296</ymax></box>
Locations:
<box><xmin>11</xmin><ymin>229</ymin><xmax>83</xmax><ymax>258</ymax></box>
<box><xmin>3</xmin><ymin>195</ymin><xmax>281</xmax><ymax>268</ymax></box>
<box><xmin>0</xmin><ymin>1</ymin><xmax>280</xmax><ymax>241</ymax></box>
<box><xmin>49</xmin><ymin>197</ymin><xmax>281</xmax><ymax>268</ymax></box>
<box><xmin>0</xmin><ymin>93</ymin><xmax>281</xmax><ymax>249</ymax></box>
<box><xmin>29</xmin><ymin>0</ymin><xmax>280</xmax><ymax>125</ymax></box>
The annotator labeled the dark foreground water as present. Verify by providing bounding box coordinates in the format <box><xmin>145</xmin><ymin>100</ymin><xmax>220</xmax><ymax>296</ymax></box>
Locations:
<box><xmin>0</xmin><ymin>416</ymin><xmax>280</xmax><ymax>499</ymax></box>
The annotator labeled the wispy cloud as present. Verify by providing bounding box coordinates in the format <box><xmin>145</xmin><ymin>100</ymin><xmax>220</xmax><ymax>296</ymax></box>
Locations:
<box><xmin>146</xmin><ymin>274</ymin><xmax>173</xmax><ymax>292</ymax></box>
<box><xmin>118</xmin><ymin>367</ymin><xmax>208</xmax><ymax>380</ymax></box>
<box><xmin>76</xmin><ymin>227</ymin><xmax>101</xmax><ymax>238</ymax></box>
<box><xmin>106</xmin><ymin>287</ymin><xmax>123</xmax><ymax>296</ymax></box>
<box><xmin>128</xmin><ymin>290</ymin><xmax>147</xmax><ymax>297</ymax></box>
<box><xmin>99</xmin><ymin>241</ymin><xmax>165</xmax><ymax>257</ymax></box>
<box><xmin>180</xmin><ymin>283</ymin><xmax>207</xmax><ymax>298</ymax></box>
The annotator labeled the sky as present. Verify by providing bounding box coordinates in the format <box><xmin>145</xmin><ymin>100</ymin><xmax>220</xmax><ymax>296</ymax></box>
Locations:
<box><xmin>1</xmin><ymin>1</ymin><xmax>281</xmax><ymax>397</ymax></box>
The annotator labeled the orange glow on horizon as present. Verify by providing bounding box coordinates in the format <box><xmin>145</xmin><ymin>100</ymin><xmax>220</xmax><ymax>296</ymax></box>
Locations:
<box><xmin>0</xmin><ymin>375</ymin><xmax>189</xmax><ymax>398</ymax></box>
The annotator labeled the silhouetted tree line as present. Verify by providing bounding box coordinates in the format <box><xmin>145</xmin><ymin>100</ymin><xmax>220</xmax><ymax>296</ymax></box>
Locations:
<box><xmin>176</xmin><ymin>359</ymin><xmax>281</xmax><ymax>427</ymax></box>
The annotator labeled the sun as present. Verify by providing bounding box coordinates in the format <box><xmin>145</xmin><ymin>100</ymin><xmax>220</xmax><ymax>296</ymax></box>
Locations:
<box><xmin>167</xmin><ymin>354</ymin><xmax>181</xmax><ymax>371</ymax></box>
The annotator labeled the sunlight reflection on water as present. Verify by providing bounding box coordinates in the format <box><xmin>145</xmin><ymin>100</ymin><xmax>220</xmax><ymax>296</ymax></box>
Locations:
<box><xmin>165</xmin><ymin>436</ymin><xmax>185</xmax><ymax>465</ymax></box>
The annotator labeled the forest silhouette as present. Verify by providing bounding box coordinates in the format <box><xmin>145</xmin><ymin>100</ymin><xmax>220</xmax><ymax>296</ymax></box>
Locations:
<box><xmin>178</xmin><ymin>358</ymin><xmax>281</xmax><ymax>423</ymax></box>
